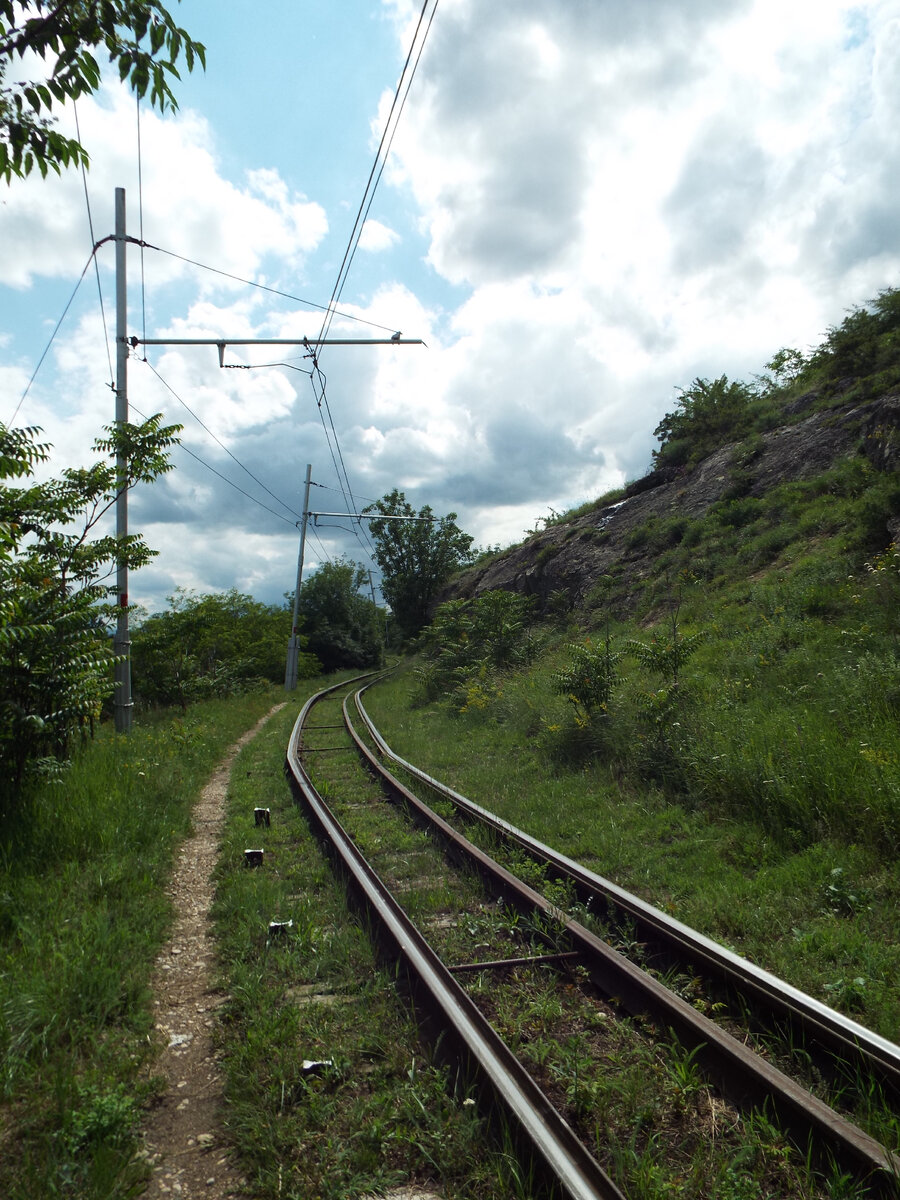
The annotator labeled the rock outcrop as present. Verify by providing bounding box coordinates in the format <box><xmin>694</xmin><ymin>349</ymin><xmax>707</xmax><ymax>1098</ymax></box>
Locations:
<box><xmin>441</xmin><ymin>395</ymin><xmax>900</xmax><ymax>613</ymax></box>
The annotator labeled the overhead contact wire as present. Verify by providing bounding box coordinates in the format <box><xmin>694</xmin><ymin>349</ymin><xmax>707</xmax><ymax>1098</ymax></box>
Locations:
<box><xmin>139</xmin><ymin>358</ymin><xmax>300</xmax><ymax>519</ymax></box>
<box><xmin>74</xmin><ymin>100</ymin><xmax>114</xmax><ymax>391</ymax></box>
<box><xmin>331</xmin><ymin>0</ymin><xmax>440</xmax><ymax>330</ymax></box>
<box><xmin>315</xmin><ymin>0</ymin><xmax>437</xmax><ymax>350</ymax></box>
<box><xmin>306</xmin><ymin>0</ymin><xmax>438</xmax><ymax>569</ymax></box>
<box><xmin>136</xmin><ymin>97</ymin><xmax>148</xmax><ymax>348</ymax></box>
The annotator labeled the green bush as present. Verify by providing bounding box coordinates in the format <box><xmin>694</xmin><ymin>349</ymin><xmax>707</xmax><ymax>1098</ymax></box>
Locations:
<box><xmin>414</xmin><ymin>591</ymin><xmax>536</xmax><ymax>709</ymax></box>
<box><xmin>132</xmin><ymin>588</ymin><xmax>307</xmax><ymax>710</ymax></box>
<box><xmin>553</xmin><ymin>638</ymin><xmax>621</xmax><ymax>719</ymax></box>
<box><xmin>0</xmin><ymin>417</ymin><xmax>180</xmax><ymax>806</ymax></box>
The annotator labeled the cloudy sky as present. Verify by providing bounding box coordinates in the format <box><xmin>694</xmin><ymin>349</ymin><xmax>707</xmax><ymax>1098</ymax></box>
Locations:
<box><xmin>2</xmin><ymin>0</ymin><xmax>899</xmax><ymax>614</ymax></box>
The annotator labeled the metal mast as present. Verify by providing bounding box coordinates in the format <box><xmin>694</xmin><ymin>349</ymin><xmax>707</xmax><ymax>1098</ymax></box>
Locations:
<box><xmin>285</xmin><ymin>463</ymin><xmax>312</xmax><ymax>690</ymax></box>
<box><xmin>107</xmin><ymin>187</ymin><xmax>423</xmax><ymax>709</ymax></box>
<box><xmin>113</xmin><ymin>187</ymin><xmax>132</xmax><ymax>733</ymax></box>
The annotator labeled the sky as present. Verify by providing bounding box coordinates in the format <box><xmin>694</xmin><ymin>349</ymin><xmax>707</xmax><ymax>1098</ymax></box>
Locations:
<box><xmin>2</xmin><ymin>0</ymin><xmax>900</xmax><ymax>615</ymax></box>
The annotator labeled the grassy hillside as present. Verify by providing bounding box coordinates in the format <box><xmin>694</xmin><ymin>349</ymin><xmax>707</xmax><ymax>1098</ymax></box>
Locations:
<box><xmin>363</xmin><ymin>290</ymin><xmax>900</xmax><ymax>1047</ymax></box>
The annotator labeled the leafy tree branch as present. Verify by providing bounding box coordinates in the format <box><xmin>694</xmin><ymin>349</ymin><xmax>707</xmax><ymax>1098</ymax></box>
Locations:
<box><xmin>0</xmin><ymin>0</ymin><xmax>205</xmax><ymax>181</ymax></box>
<box><xmin>0</xmin><ymin>415</ymin><xmax>179</xmax><ymax>805</ymax></box>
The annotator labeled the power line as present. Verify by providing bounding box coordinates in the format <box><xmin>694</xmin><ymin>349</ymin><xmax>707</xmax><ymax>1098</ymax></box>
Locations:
<box><xmin>321</xmin><ymin>0</ymin><xmax>440</xmax><ymax>346</ymax></box>
<box><xmin>74</xmin><ymin>100</ymin><xmax>114</xmax><ymax>391</ymax></box>
<box><xmin>137</xmin><ymin>357</ymin><xmax>301</xmax><ymax>520</ymax></box>
<box><xmin>309</xmin><ymin>358</ymin><xmax>380</xmax><ymax>567</ymax></box>
<box><xmin>312</xmin><ymin>480</ymin><xmax>381</xmax><ymax>504</ymax></box>
<box><xmin>308</xmin><ymin>526</ymin><xmax>335</xmax><ymax>565</ymax></box>
<box><xmin>305</xmin><ymin>0</ymin><xmax>439</xmax><ymax>569</ymax></box>
<box><xmin>140</xmin><ymin>242</ymin><xmax>400</xmax><ymax>334</ymax></box>
<box><xmin>129</xmin><ymin>399</ymin><xmax>301</xmax><ymax>530</ymax></box>
<box><xmin>311</xmin><ymin>358</ymin><xmax>364</xmax><ymax>524</ymax></box>
<box><xmin>7</xmin><ymin>251</ymin><xmax>95</xmax><ymax>427</ymax></box>
<box><xmin>136</xmin><ymin>96</ymin><xmax>148</xmax><ymax>348</ymax></box>
<box><xmin>315</xmin><ymin>0</ymin><xmax>439</xmax><ymax>350</ymax></box>
<box><xmin>239</xmin><ymin>360</ymin><xmax>313</xmax><ymax>375</ymax></box>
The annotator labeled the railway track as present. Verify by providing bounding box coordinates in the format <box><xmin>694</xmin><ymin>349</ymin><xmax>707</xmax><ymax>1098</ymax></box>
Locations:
<box><xmin>285</xmin><ymin>674</ymin><xmax>900</xmax><ymax>1199</ymax></box>
<box><xmin>352</xmin><ymin>686</ymin><xmax>900</xmax><ymax>1107</ymax></box>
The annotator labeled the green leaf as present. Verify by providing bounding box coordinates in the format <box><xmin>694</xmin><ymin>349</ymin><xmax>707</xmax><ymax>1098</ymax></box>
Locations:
<box><xmin>149</xmin><ymin>20</ymin><xmax>166</xmax><ymax>55</ymax></box>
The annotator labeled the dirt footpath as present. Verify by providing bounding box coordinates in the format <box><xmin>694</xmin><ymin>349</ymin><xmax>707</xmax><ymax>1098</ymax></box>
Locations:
<box><xmin>139</xmin><ymin>704</ymin><xmax>285</xmax><ymax>1199</ymax></box>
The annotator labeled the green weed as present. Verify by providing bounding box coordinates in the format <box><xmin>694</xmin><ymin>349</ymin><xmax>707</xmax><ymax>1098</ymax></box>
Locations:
<box><xmin>0</xmin><ymin>688</ymin><xmax>283</xmax><ymax>1196</ymax></box>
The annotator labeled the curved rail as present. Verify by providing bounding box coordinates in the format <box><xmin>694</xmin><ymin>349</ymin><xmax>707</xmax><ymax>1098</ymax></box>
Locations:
<box><xmin>349</xmin><ymin>686</ymin><xmax>900</xmax><ymax>1196</ymax></box>
<box><xmin>355</xmin><ymin>687</ymin><xmax>900</xmax><ymax>1100</ymax></box>
<box><xmin>286</xmin><ymin>678</ymin><xmax>627</xmax><ymax>1200</ymax></box>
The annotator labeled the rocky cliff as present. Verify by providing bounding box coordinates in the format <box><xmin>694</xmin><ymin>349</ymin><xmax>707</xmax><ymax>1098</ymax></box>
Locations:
<box><xmin>441</xmin><ymin>393</ymin><xmax>900</xmax><ymax>614</ymax></box>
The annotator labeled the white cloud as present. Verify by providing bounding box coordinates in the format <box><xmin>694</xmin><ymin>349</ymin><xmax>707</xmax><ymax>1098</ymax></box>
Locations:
<box><xmin>5</xmin><ymin>2</ymin><xmax>900</xmax><ymax>615</ymax></box>
<box><xmin>373</xmin><ymin>0</ymin><xmax>900</xmax><ymax>471</ymax></box>
<box><xmin>359</xmin><ymin>219</ymin><xmax>401</xmax><ymax>251</ymax></box>
<box><xmin>0</xmin><ymin>84</ymin><xmax>328</xmax><ymax>290</ymax></box>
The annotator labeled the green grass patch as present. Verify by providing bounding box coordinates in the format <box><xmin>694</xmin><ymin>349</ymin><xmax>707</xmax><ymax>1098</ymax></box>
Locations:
<box><xmin>212</xmin><ymin>689</ymin><xmax>522</xmax><ymax>1199</ymax></box>
<box><xmin>362</xmin><ymin>538</ymin><xmax>900</xmax><ymax>1048</ymax></box>
<box><xmin>0</xmin><ymin>688</ymin><xmax>281</xmax><ymax>1199</ymax></box>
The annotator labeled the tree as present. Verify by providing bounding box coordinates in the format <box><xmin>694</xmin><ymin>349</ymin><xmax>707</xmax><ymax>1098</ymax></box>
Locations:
<box><xmin>0</xmin><ymin>415</ymin><xmax>180</xmax><ymax>805</ymax></box>
<box><xmin>294</xmin><ymin>558</ymin><xmax>383</xmax><ymax>672</ymax></box>
<box><xmin>652</xmin><ymin>375</ymin><xmax>755</xmax><ymax>470</ymax></box>
<box><xmin>810</xmin><ymin>287</ymin><xmax>900</xmax><ymax>385</ymax></box>
<box><xmin>132</xmin><ymin>588</ymin><xmax>309</xmax><ymax>710</ymax></box>
<box><xmin>363</xmin><ymin>489</ymin><xmax>475</xmax><ymax>638</ymax></box>
<box><xmin>0</xmin><ymin>0</ymin><xmax>205</xmax><ymax>182</ymax></box>
<box><xmin>765</xmin><ymin>347</ymin><xmax>807</xmax><ymax>386</ymax></box>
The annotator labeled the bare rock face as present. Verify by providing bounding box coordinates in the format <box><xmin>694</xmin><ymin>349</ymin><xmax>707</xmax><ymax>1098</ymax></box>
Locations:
<box><xmin>442</xmin><ymin>395</ymin><xmax>900</xmax><ymax>613</ymax></box>
<box><xmin>860</xmin><ymin>395</ymin><xmax>900</xmax><ymax>474</ymax></box>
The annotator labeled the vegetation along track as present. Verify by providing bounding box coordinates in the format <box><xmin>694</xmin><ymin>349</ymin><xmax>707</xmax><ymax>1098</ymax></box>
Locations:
<box><xmin>284</xmin><ymin>674</ymin><xmax>900</xmax><ymax>1199</ymax></box>
<box><xmin>352</xmin><ymin>690</ymin><xmax>900</xmax><ymax>1111</ymax></box>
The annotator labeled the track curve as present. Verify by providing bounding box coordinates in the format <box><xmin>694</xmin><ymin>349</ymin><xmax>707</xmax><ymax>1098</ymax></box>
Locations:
<box><xmin>285</xmin><ymin>674</ymin><xmax>900</xmax><ymax>1197</ymax></box>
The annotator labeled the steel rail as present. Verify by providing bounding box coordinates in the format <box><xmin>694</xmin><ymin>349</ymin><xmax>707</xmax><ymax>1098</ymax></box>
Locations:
<box><xmin>347</xmin><ymin>690</ymin><xmax>900</xmax><ymax>1196</ymax></box>
<box><xmin>285</xmin><ymin>680</ymin><xmax>627</xmax><ymax>1200</ymax></box>
<box><xmin>355</xmin><ymin>688</ymin><xmax>900</xmax><ymax>1101</ymax></box>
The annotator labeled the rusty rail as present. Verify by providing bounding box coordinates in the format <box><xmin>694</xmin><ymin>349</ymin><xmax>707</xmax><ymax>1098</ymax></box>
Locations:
<box><xmin>349</xmin><ymin>686</ymin><xmax>900</xmax><ymax>1196</ymax></box>
<box><xmin>355</xmin><ymin>687</ymin><xmax>900</xmax><ymax>1101</ymax></box>
<box><xmin>285</xmin><ymin>678</ymin><xmax>627</xmax><ymax>1200</ymax></box>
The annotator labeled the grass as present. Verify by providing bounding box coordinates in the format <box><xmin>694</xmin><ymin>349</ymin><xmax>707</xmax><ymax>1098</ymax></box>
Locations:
<box><xmin>0</xmin><ymin>687</ymin><xmax>282</xmax><ymax>1199</ymax></box>
<box><xmin>211</xmin><ymin>688</ymin><xmax>521</xmax><ymax>1199</ymax></box>
<box><xmin>362</xmin><ymin>529</ymin><xmax>900</xmax><ymax>1047</ymax></box>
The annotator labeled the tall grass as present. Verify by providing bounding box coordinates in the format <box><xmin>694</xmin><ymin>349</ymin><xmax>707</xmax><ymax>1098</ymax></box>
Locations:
<box><xmin>0</xmin><ymin>688</ymin><xmax>281</xmax><ymax>1199</ymax></box>
<box><xmin>363</xmin><ymin>535</ymin><xmax>900</xmax><ymax>1044</ymax></box>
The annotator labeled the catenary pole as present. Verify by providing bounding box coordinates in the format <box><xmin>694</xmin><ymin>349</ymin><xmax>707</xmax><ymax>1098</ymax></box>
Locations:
<box><xmin>113</xmin><ymin>187</ymin><xmax>132</xmax><ymax>732</ymax></box>
<box><xmin>105</xmin><ymin>202</ymin><xmax>421</xmax><ymax>703</ymax></box>
<box><xmin>284</xmin><ymin>463</ymin><xmax>312</xmax><ymax>690</ymax></box>
<box><xmin>283</xmin><ymin>493</ymin><xmax>432</xmax><ymax>689</ymax></box>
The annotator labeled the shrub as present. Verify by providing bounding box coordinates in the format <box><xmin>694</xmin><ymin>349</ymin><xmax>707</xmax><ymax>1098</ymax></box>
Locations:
<box><xmin>415</xmin><ymin>591</ymin><xmax>536</xmax><ymax>708</ymax></box>
<box><xmin>553</xmin><ymin>638</ymin><xmax>621</xmax><ymax>720</ymax></box>
<box><xmin>653</xmin><ymin>376</ymin><xmax>757</xmax><ymax>469</ymax></box>
<box><xmin>0</xmin><ymin>417</ymin><xmax>180</xmax><ymax>805</ymax></box>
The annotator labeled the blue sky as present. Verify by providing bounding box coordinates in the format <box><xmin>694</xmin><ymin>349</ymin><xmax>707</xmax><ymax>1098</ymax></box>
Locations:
<box><xmin>2</xmin><ymin>0</ymin><xmax>900</xmax><ymax>614</ymax></box>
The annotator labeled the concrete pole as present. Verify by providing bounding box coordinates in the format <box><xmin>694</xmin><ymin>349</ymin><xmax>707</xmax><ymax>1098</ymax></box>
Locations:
<box><xmin>113</xmin><ymin>187</ymin><xmax>133</xmax><ymax>732</ymax></box>
<box><xmin>284</xmin><ymin>463</ymin><xmax>312</xmax><ymax>690</ymax></box>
